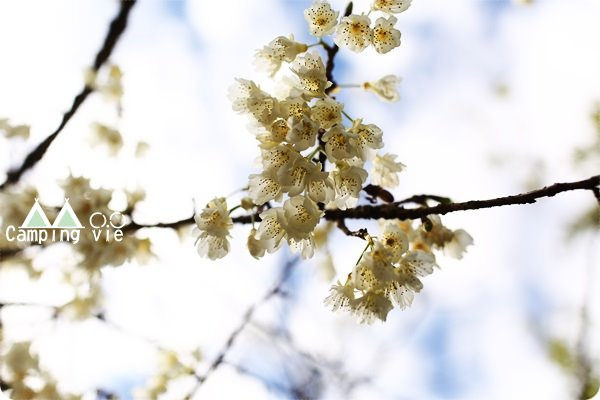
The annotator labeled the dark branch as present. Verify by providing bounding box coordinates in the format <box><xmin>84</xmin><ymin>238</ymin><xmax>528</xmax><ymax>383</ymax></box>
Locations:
<box><xmin>325</xmin><ymin>175</ymin><xmax>600</xmax><ymax>221</ymax></box>
<box><xmin>0</xmin><ymin>0</ymin><xmax>136</xmax><ymax>190</ymax></box>
<box><xmin>123</xmin><ymin>216</ymin><xmax>194</xmax><ymax>233</ymax></box>
<box><xmin>592</xmin><ymin>185</ymin><xmax>600</xmax><ymax>204</ymax></box>
<box><xmin>0</xmin><ymin>248</ymin><xmax>23</xmax><ymax>261</ymax></box>
<box><xmin>128</xmin><ymin>175</ymin><xmax>599</xmax><ymax>230</ymax></box>
<box><xmin>394</xmin><ymin>193</ymin><xmax>452</xmax><ymax>206</ymax></box>
<box><xmin>0</xmin><ymin>380</ymin><xmax>11</xmax><ymax>393</ymax></box>
<box><xmin>2</xmin><ymin>176</ymin><xmax>597</xmax><ymax>263</ymax></box>
<box><xmin>323</xmin><ymin>2</ymin><xmax>353</xmax><ymax>95</ymax></box>
<box><xmin>336</xmin><ymin>219</ymin><xmax>368</xmax><ymax>240</ymax></box>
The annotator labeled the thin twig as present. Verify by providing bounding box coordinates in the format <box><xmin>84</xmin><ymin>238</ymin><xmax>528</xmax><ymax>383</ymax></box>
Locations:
<box><xmin>184</xmin><ymin>257</ymin><xmax>299</xmax><ymax>399</ymax></box>
<box><xmin>336</xmin><ymin>219</ymin><xmax>368</xmax><ymax>240</ymax></box>
<box><xmin>0</xmin><ymin>0</ymin><xmax>136</xmax><ymax>190</ymax></box>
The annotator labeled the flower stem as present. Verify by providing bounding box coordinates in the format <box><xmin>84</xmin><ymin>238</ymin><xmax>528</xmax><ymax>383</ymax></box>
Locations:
<box><xmin>355</xmin><ymin>241</ymin><xmax>372</xmax><ymax>266</ymax></box>
<box><xmin>341</xmin><ymin>109</ymin><xmax>354</xmax><ymax>123</ymax></box>
<box><xmin>228</xmin><ymin>205</ymin><xmax>242</xmax><ymax>214</ymax></box>
<box><xmin>337</xmin><ymin>84</ymin><xmax>361</xmax><ymax>88</ymax></box>
<box><xmin>305</xmin><ymin>146</ymin><xmax>322</xmax><ymax>160</ymax></box>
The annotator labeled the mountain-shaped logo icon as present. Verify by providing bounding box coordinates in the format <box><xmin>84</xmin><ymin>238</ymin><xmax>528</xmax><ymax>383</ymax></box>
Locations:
<box><xmin>52</xmin><ymin>198</ymin><xmax>83</xmax><ymax>229</ymax></box>
<box><xmin>20</xmin><ymin>199</ymin><xmax>52</xmax><ymax>229</ymax></box>
<box><xmin>19</xmin><ymin>198</ymin><xmax>83</xmax><ymax>229</ymax></box>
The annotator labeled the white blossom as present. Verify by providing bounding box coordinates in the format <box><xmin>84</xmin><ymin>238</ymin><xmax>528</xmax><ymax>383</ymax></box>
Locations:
<box><xmin>280</xmin><ymin>157</ymin><xmax>335</xmax><ymax>203</ymax></box>
<box><xmin>324</xmin><ymin>281</ymin><xmax>355</xmax><ymax>312</ymax></box>
<box><xmin>286</xmin><ymin>114</ymin><xmax>318</xmax><ymax>151</ymax></box>
<box><xmin>290</xmin><ymin>52</ymin><xmax>331</xmax><ymax>98</ymax></box>
<box><xmin>353</xmin><ymin>246</ymin><xmax>397</xmax><ymax>290</ymax></box>
<box><xmin>0</xmin><ymin>118</ymin><xmax>30</xmax><ymax>139</ymax></box>
<box><xmin>444</xmin><ymin>229</ymin><xmax>474</xmax><ymax>259</ymax></box>
<box><xmin>254</xmin><ymin>35</ymin><xmax>308</xmax><ymax>76</ymax></box>
<box><xmin>305</xmin><ymin>166</ymin><xmax>336</xmax><ymax>203</ymax></box>
<box><xmin>85</xmin><ymin>64</ymin><xmax>124</xmax><ymax>102</ymax></box>
<box><xmin>258</xmin><ymin>117</ymin><xmax>289</xmax><ymax>145</ymax></box>
<box><xmin>351</xmin><ymin>118</ymin><xmax>384</xmax><ymax>160</ymax></box>
<box><xmin>304</xmin><ymin>0</ymin><xmax>339</xmax><ymax>38</ymax></box>
<box><xmin>228</xmin><ymin>78</ymin><xmax>278</xmax><ymax>125</ymax></box>
<box><xmin>260</xmin><ymin>144</ymin><xmax>299</xmax><ymax>174</ymax></box>
<box><xmin>90</xmin><ymin>122</ymin><xmax>123</xmax><ymax>155</ymax></box>
<box><xmin>418</xmin><ymin>215</ymin><xmax>473</xmax><ymax>258</ymax></box>
<box><xmin>280</xmin><ymin>96</ymin><xmax>310</xmax><ymax>118</ymax></box>
<box><xmin>255</xmin><ymin>207</ymin><xmax>288</xmax><ymax>253</ymax></box>
<box><xmin>379</xmin><ymin>221</ymin><xmax>409</xmax><ymax>262</ymax></box>
<box><xmin>399</xmin><ymin>250</ymin><xmax>436</xmax><ymax>279</ymax></box>
<box><xmin>283</xmin><ymin>195</ymin><xmax>322</xmax><ymax>241</ymax></box>
<box><xmin>372</xmin><ymin>0</ymin><xmax>412</xmax><ymax>14</ymax></box>
<box><xmin>352</xmin><ymin>290</ymin><xmax>393</xmax><ymax>323</ymax></box>
<box><xmin>362</xmin><ymin>75</ymin><xmax>401</xmax><ymax>102</ymax></box>
<box><xmin>288</xmin><ymin>235</ymin><xmax>316</xmax><ymax>259</ymax></box>
<box><xmin>334</xmin><ymin>14</ymin><xmax>372</xmax><ymax>53</ymax></box>
<box><xmin>193</xmin><ymin>197</ymin><xmax>233</xmax><ymax>260</ymax></box>
<box><xmin>371</xmin><ymin>152</ymin><xmax>405</xmax><ymax>188</ymax></box>
<box><xmin>372</xmin><ymin>16</ymin><xmax>401</xmax><ymax>54</ymax></box>
<box><xmin>311</xmin><ymin>97</ymin><xmax>343</xmax><ymax>129</ymax></box>
<box><xmin>330</xmin><ymin>162</ymin><xmax>368</xmax><ymax>209</ymax></box>
<box><xmin>248</xmin><ymin>170</ymin><xmax>284</xmax><ymax>205</ymax></box>
<box><xmin>322</xmin><ymin>125</ymin><xmax>357</xmax><ymax>162</ymax></box>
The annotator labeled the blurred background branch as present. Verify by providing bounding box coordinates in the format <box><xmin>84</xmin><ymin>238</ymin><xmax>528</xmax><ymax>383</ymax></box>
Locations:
<box><xmin>0</xmin><ymin>0</ymin><xmax>136</xmax><ymax>190</ymax></box>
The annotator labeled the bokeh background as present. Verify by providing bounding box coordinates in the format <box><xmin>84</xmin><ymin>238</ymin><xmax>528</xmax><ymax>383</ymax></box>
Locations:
<box><xmin>0</xmin><ymin>0</ymin><xmax>599</xmax><ymax>399</ymax></box>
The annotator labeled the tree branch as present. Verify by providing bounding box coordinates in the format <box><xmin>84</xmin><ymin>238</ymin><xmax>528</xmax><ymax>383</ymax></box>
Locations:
<box><xmin>325</xmin><ymin>175</ymin><xmax>600</xmax><ymax>222</ymax></box>
<box><xmin>0</xmin><ymin>248</ymin><xmax>23</xmax><ymax>261</ymax></box>
<box><xmin>123</xmin><ymin>216</ymin><xmax>194</xmax><ymax>233</ymax></box>
<box><xmin>394</xmin><ymin>193</ymin><xmax>452</xmax><ymax>206</ymax></box>
<box><xmin>0</xmin><ymin>0</ymin><xmax>136</xmax><ymax>190</ymax></box>
<box><xmin>1</xmin><ymin>175</ymin><xmax>597</xmax><ymax>265</ymax></box>
<box><xmin>127</xmin><ymin>175</ymin><xmax>599</xmax><ymax>232</ymax></box>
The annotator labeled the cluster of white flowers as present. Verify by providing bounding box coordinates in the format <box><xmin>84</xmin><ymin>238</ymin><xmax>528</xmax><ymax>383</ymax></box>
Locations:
<box><xmin>194</xmin><ymin>0</ymin><xmax>474</xmax><ymax>321</ymax></box>
<box><xmin>325</xmin><ymin>216</ymin><xmax>472</xmax><ymax>323</ymax></box>
<box><xmin>61</xmin><ymin>176</ymin><xmax>152</xmax><ymax>271</ymax></box>
<box><xmin>0</xmin><ymin>341</ymin><xmax>80</xmax><ymax>399</ymax></box>
<box><xmin>305</xmin><ymin>0</ymin><xmax>410</xmax><ymax>54</ymax></box>
<box><xmin>195</xmin><ymin>0</ymin><xmax>408</xmax><ymax>260</ymax></box>
<box><xmin>85</xmin><ymin>64</ymin><xmax>149</xmax><ymax>158</ymax></box>
<box><xmin>57</xmin><ymin>268</ymin><xmax>104</xmax><ymax>320</ymax></box>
